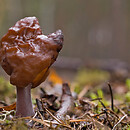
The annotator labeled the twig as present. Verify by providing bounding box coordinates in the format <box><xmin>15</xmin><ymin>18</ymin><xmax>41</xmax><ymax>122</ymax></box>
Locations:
<box><xmin>27</xmin><ymin>111</ymin><xmax>38</xmax><ymax>125</ymax></box>
<box><xmin>93</xmin><ymin>111</ymin><xmax>106</xmax><ymax>118</ymax></box>
<box><xmin>115</xmin><ymin>105</ymin><xmax>127</xmax><ymax>117</ymax></box>
<box><xmin>90</xmin><ymin>97</ymin><xmax>102</xmax><ymax>101</ymax></box>
<box><xmin>0</xmin><ymin>110</ymin><xmax>14</xmax><ymax>121</ymax></box>
<box><xmin>41</xmin><ymin>96</ymin><xmax>73</xmax><ymax>129</ymax></box>
<box><xmin>99</xmin><ymin>100</ymin><xmax>113</xmax><ymax>128</ymax></box>
<box><xmin>76</xmin><ymin>112</ymin><xmax>90</xmax><ymax>119</ymax></box>
<box><xmin>43</xmin><ymin>119</ymin><xmax>73</xmax><ymax>129</ymax></box>
<box><xmin>36</xmin><ymin>98</ymin><xmax>44</xmax><ymax>116</ymax></box>
<box><xmin>44</xmin><ymin>107</ymin><xmax>62</xmax><ymax>124</ymax></box>
<box><xmin>20</xmin><ymin>115</ymin><xmax>102</xmax><ymax>129</ymax></box>
<box><xmin>0</xmin><ymin>101</ymin><xmax>8</xmax><ymax>106</ymax></box>
<box><xmin>37</xmin><ymin>110</ymin><xmax>44</xmax><ymax>121</ymax></box>
<box><xmin>55</xmin><ymin>83</ymin><xmax>74</xmax><ymax>120</ymax></box>
<box><xmin>99</xmin><ymin>100</ymin><xmax>106</xmax><ymax>109</ymax></box>
<box><xmin>70</xmin><ymin>119</ymin><xmax>88</xmax><ymax>122</ymax></box>
<box><xmin>107</xmin><ymin>109</ymin><xmax>119</xmax><ymax>118</ymax></box>
<box><xmin>108</xmin><ymin>83</ymin><xmax>114</xmax><ymax>111</ymax></box>
<box><xmin>86</xmin><ymin>114</ymin><xmax>105</xmax><ymax>129</ymax></box>
<box><xmin>44</xmin><ymin>106</ymin><xmax>73</xmax><ymax>129</ymax></box>
<box><xmin>40</xmin><ymin>87</ymin><xmax>46</xmax><ymax>95</ymax></box>
<box><xmin>21</xmin><ymin>117</ymin><xmax>50</xmax><ymax>127</ymax></box>
<box><xmin>78</xmin><ymin>86</ymin><xmax>90</xmax><ymax>99</ymax></box>
<box><xmin>19</xmin><ymin>116</ymin><xmax>58</xmax><ymax>125</ymax></box>
<box><xmin>44</xmin><ymin>109</ymin><xmax>73</xmax><ymax>129</ymax></box>
<box><xmin>112</xmin><ymin>114</ymin><xmax>127</xmax><ymax>130</ymax></box>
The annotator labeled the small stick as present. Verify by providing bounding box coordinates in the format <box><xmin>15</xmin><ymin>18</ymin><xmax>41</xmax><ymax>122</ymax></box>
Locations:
<box><xmin>114</xmin><ymin>105</ymin><xmax>127</xmax><ymax>117</ymax></box>
<box><xmin>112</xmin><ymin>114</ymin><xmax>127</xmax><ymax>130</ymax></box>
<box><xmin>44</xmin><ymin>107</ymin><xmax>62</xmax><ymax>124</ymax></box>
<box><xmin>37</xmin><ymin>110</ymin><xmax>44</xmax><ymax>121</ymax></box>
<box><xmin>36</xmin><ymin>98</ymin><xmax>44</xmax><ymax>116</ymax></box>
<box><xmin>40</xmin><ymin>88</ymin><xmax>46</xmax><ymax>97</ymax></box>
<box><xmin>108</xmin><ymin>83</ymin><xmax>114</xmax><ymax>111</ymax></box>
<box><xmin>20</xmin><ymin>116</ymin><xmax>73</xmax><ymax>129</ymax></box>
<box><xmin>99</xmin><ymin>100</ymin><xmax>113</xmax><ymax>128</ymax></box>
<box><xmin>0</xmin><ymin>101</ymin><xmax>8</xmax><ymax>106</ymax></box>
<box><xmin>90</xmin><ymin>97</ymin><xmax>102</xmax><ymax>101</ymax></box>
<box><xmin>27</xmin><ymin>111</ymin><xmax>37</xmax><ymax>125</ymax></box>
<box><xmin>99</xmin><ymin>100</ymin><xmax>106</xmax><ymax>109</ymax></box>
<box><xmin>55</xmin><ymin>83</ymin><xmax>74</xmax><ymax>120</ymax></box>
<box><xmin>78</xmin><ymin>85</ymin><xmax>90</xmax><ymax>99</ymax></box>
<box><xmin>107</xmin><ymin>109</ymin><xmax>119</xmax><ymax>118</ymax></box>
<box><xmin>69</xmin><ymin>119</ymin><xmax>88</xmax><ymax>122</ymax></box>
<box><xmin>24</xmin><ymin>116</ymin><xmax>50</xmax><ymax>127</ymax></box>
<box><xmin>0</xmin><ymin>110</ymin><xmax>14</xmax><ymax>121</ymax></box>
<box><xmin>42</xmin><ymin>108</ymin><xmax>73</xmax><ymax>129</ymax></box>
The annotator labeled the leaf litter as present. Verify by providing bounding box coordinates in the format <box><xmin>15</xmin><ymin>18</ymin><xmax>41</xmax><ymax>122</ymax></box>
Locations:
<box><xmin>0</xmin><ymin>68</ymin><xmax>130</xmax><ymax>130</ymax></box>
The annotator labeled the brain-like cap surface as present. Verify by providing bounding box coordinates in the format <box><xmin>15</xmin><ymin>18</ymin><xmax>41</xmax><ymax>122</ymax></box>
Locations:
<box><xmin>0</xmin><ymin>17</ymin><xmax>63</xmax><ymax>88</ymax></box>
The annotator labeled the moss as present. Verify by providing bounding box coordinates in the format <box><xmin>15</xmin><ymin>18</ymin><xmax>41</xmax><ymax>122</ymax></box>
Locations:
<box><xmin>0</xmin><ymin>76</ymin><xmax>15</xmax><ymax>101</ymax></box>
<box><xmin>75</xmin><ymin>68</ymin><xmax>110</xmax><ymax>86</ymax></box>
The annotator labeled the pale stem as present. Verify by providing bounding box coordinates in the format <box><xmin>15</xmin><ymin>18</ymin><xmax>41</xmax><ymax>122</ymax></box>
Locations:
<box><xmin>16</xmin><ymin>84</ymin><xmax>35</xmax><ymax>117</ymax></box>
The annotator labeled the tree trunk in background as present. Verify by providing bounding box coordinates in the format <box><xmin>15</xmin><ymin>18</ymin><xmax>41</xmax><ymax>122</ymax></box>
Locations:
<box><xmin>112</xmin><ymin>0</ymin><xmax>127</xmax><ymax>60</ymax></box>
<box><xmin>39</xmin><ymin>0</ymin><xmax>55</xmax><ymax>34</ymax></box>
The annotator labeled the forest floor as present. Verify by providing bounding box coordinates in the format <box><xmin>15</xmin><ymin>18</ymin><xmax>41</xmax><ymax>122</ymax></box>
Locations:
<box><xmin>0</xmin><ymin>68</ymin><xmax>129</xmax><ymax>130</ymax></box>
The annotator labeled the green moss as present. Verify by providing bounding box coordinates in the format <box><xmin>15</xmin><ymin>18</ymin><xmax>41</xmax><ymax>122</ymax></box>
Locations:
<box><xmin>126</xmin><ymin>78</ymin><xmax>130</xmax><ymax>90</ymax></box>
<box><xmin>90</xmin><ymin>89</ymin><xmax>109</xmax><ymax>107</ymax></box>
<box><xmin>12</xmin><ymin>120</ymin><xmax>28</xmax><ymax>130</ymax></box>
<box><xmin>97</xmin><ymin>89</ymin><xmax>103</xmax><ymax>99</ymax></box>
<box><xmin>0</xmin><ymin>76</ymin><xmax>15</xmax><ymax>101</ymax></box>
<box><xmin>125</xmin><ymin>91</ymin><xmax>130</xmax><ymax>102</ymax></box>
<box><xmin>75</xmin><ymin>68</ymin><xmax>110</xmax><ymax>86</ymax></box>
<box><xmin>74</xmin><ymin>83</ymin><xmax>82</xmax><ymax>94</ymax></box>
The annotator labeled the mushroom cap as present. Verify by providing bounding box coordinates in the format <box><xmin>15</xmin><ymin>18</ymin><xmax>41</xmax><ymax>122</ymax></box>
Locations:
<box><xmin>0</xmin><ymin>17</ymin><xmax>63</xmax><ymax>88</ymax></box>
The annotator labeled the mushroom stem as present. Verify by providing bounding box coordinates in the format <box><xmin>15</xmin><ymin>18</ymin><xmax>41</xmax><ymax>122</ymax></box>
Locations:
<box><xmin>16</xmin><ymin>84</ymin><xmax>34</xmax><ymax>117</ymax></box>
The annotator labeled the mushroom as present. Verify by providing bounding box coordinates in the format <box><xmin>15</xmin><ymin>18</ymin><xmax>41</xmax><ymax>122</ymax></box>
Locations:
<box><xmin>0</xmin><ymin>17</ymin><xmax>64</xmax><ymax>117</ymax></box>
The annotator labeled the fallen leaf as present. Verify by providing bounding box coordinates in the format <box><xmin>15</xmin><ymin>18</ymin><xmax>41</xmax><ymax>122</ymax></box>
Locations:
<box><xmin>0</xmin><ymin>102</ymin><xmax>16</xmax><ymax>111</ymax></box>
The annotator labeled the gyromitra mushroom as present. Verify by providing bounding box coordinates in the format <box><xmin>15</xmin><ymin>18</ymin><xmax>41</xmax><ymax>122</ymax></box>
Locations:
<box><xmin>0</xmin><ymin>17</ymin><xmax>63</xmax><ymax>117</ymax></box>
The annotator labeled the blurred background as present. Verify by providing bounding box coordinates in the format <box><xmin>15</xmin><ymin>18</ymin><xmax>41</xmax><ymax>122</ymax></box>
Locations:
<box><xmin>0</xmin><ymin>0</ymin><xmax>130</xmax><ymax>68</ymax></box>
<box><xmin>0</xmin><ymin>0</ymin><xmax>130</xmax><ymax>108</ymax></box>
<box><xmin>0</xmin><ymin>0</ymin><xmax>130</xmax><ymax>77</ymax></box>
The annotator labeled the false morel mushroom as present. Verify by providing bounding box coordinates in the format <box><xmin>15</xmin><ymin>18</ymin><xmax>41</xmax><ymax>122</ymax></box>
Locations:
<box><xmin>0</xmin><ymin>17</ymin><xmax>64</xmax><ymax>117</ymax></box>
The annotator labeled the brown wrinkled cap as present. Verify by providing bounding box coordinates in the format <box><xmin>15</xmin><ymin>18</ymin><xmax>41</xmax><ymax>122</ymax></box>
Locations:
<box><xmin>0</xmin><ymin>17</ymin><xmax>63</xmax><ymax>88</ymax></box>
